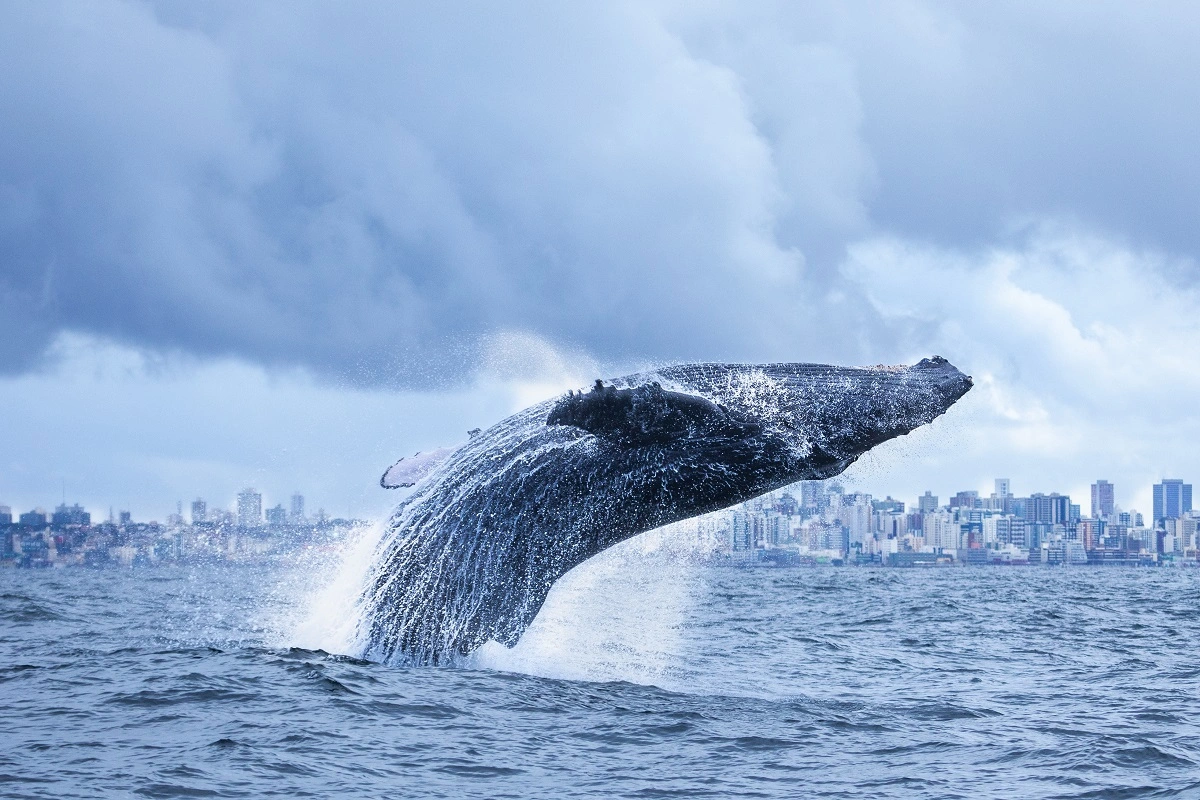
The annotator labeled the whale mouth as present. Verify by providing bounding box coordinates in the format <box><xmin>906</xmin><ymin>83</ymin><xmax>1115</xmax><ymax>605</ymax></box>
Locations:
<box><xmin>904</xmin><ymin>355</ymin><xmax>972</xmax><ymax>406</ymax></box>
<box><xmin>928</xmin><ymin>360</ymin><xmax>973</xmax><ymax>405</ymax></box>
<box><xmin>940</xmin><ymin>371</ymin><xmax>974</xmax><ymax>403</ymax></box>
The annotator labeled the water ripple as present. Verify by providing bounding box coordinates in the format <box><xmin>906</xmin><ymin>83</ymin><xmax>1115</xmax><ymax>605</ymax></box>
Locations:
<box><xmin>2</xmin><ymin>564</ymin><xmax>1200</xmax><ymax>799</ymax></box>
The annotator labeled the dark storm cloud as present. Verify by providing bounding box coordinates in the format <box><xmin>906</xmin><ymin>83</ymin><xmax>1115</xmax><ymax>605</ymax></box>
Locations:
<box><xmin>2</xmin><ymin>1</ymin><xmax>1199</xmax><ymax>385</ymax></box>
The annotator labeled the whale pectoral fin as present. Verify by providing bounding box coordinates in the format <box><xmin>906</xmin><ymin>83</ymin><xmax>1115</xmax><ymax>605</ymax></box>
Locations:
<box><xmin>547</xmin><ymin>380</ymin><xmax>744</xmax><ymax>446</ymax></box>
<box><xmin>380</xmin><ymin>445</ymin><xmax>461</xmax><ymax>489</ymax></box>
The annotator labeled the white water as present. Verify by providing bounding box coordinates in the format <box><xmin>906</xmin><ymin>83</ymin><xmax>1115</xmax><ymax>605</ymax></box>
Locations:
<box><xmin>280</xmin><ymin>521</ymin><xmax>386</xmax><ymax>656</ymax></box>
<box><xmin>283</xmin><ymin>516</ymin><xmax>722</xmax><ymax>686</ymax></box>
<box><xmin>470</xmin><ymin>523</ymin><xmax>713</xmax><ymax>685</ymax></box>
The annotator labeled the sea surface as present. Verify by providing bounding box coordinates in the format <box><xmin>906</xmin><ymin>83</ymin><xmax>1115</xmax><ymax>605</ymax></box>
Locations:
<box><xmin>3</xmin><ymin>538</ymin><xmax>1200</xmax><ymax>799</ymax></box>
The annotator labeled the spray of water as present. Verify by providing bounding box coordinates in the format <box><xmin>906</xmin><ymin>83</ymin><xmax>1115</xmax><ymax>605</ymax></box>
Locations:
<box><xmin>276</xmin><ymin>521</ymin><xmax>384</xmax><ymax>655</ymax></box>
<box><xmin>282</xmin><ymin>515</ymin><xmax>721</xmax><ymax>687</ymax></box>
<box><xmin>470</xmin><ymin>519</ymin><xmax>718</xmax><ymax>685</ymax></box>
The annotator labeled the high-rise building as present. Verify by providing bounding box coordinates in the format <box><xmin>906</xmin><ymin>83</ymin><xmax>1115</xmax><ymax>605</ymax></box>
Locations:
<box><xmin>51</xmin><ymin>503</ymin><xmax>90</xmax><ymax>527</ymax></box>
<box><xmin>776</xmin><ymin>493</ymin><xmax>798</xmax><ymax>517</ymax></box>
<box><xmin>191</xmin><ymin>499</ymin><xmax>207</xmax><ymax>524</ymax></box>
<box><xmin>994</xmin><ymin>516</ymin><xmax>1027</xmax><ymax>548</ymax></box>
<box><xmin>1153</xmin><ymin>479</ymin><xmax>1192</xmax><ymax>524</ymax></box>
<box><xmin>290</xmin><ymin>493</ymin><xmax>305</xmax><ymax>522</ymax></box>
<box><xmin>1008</xmin><ymin>496</ymin><xmax>1027</xmax><ymax>519</ymax></box>
<box><xmin>877</xmin><ymin>511</ymin><xmax>907</xmax><ymax>540</ymax></box>
<box><xmin>730</xmin><ymin>511</ymin><xmax>752</xmax><ymax>551</ymax></box>
<box><xmin>764</xmin><ymin>513</ymin><xmax>788</xmax><ymax>546</ymax></box>
<box><xmin>950</xmin><ymin>490</ymin><xmax>979</xmax><ymax>510</ymax></box>
<box><xmin>237</xmin><ymin>488</ymin><xmax>263</xmax><ymax>529</ymax></box>
<box><xmin>995</xmin><ymin>478</ymin><xmax>1011</xmax><ymax>498</ymax></box>
<box><xmin>1091</xmin><ymin>480</ymin><xmax>1115</xmax><ymax>519</ymax></box>
<box><xmin>925</xmin><ymin>511</ymin><xmax>958</xmax><ymax>550</ymax></box>
<box><xmin>872</xmin><ymin>496</ymin><xmax>904</xmax><ymax>513</ymax></box>
<box><xmin>19</xmin><ymin>509</ymin><xmax>47</xmax><ymax>527</ymax></box>
<box><xmin>1076</xmin><ymin>518</ymin><xmax>1106</xmax><ymax>551</ymax></box>
<box><xmin>799</xmin><ymin>481</ymin><xmax>822</xmax><ymax>509</ymax></box>
<box><xmin>918</xmin><ymin>491</ymin><xmax>938</xmax><ymax>514</ymax></box>
<box><xmin>839</xmin><ymin>495</ymin><xmax>874</xmax><ymax>545</ymax></box>
<box><xmin>0</xmin><ymin>505</ymin><xmax>12</xmax><ymax>525</ymax></box>
<box><xmin>1026</xmin><ymin>493</ymin><xmax>1070</xmax><ymax>525</ymax></box>
<box><xmin>265</xmin><ymin>504</ymin><xmax>287</xmax><ymax>527</ymax></box>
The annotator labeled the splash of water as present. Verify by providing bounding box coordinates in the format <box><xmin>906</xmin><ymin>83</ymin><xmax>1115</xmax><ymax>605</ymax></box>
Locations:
<box><xmin>470</xmin><ymin>520</ymin><xmax>718</xmax><ymax>686</ymax></box>
<box><xmin>277</xmin><ymin>521</ymin><xmax>384</xmax><ymax>655</ymax></box>
<box><xmin>283</xmin><ymin>515</ymin><xmax>721</xmax><ymax>687</ymax></box>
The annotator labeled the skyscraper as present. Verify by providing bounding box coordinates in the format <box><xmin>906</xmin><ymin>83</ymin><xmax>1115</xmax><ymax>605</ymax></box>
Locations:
<box><xmin>994</xmin><ymin>516</ymin><xmax>1027</xmax><ymax>548</ymax></box>
<box><xmin>1153</xmin><ymin>479</ymin><xmax>1192</xmax><ymax>524</ymax></box>
<box><xmin>237</xmin><ymin>488</ymin><xmax>263</xmax><ymax>529</ymax></box>
<box><xmin>1091</xmin><ymin>480</ymin><xmax>1114</xmax><ymax>519</ymax></box>
<box><xmin>290</xmin><ymin>493</ymin><xmax>305</xmax><ymax>522</ymax></box>
<box><xmin>191</xmin><ymin>498</ymin><xmax>207</xmax><ymax>524</ymax></box>
<box><xmin>51</xmin><ymin>503</ymin><xmax>90</xmax><ymax>526</ymax></box>
<box><xmin>1026</xmin><ymin>493</ymin><xmax>1070</xmax><ymax>525</ymax></box>
<box><xmin>730</xmin><ymin>511</ymin><xmax>751</xmax><ymax>551</ymax></box>
<box><xmin>950</xmin><ymin>490</ymin><xmax>979</xmax><ymax>510</ymax></box>
<box><xmin>918</xmin><ymin>491</ymin><xmax>938</xmax><ymax>514</ymax></box>
<box><xmin>265</xmin><ymin>504</ymin><xmax>287</xmax><ymax>527</ymax></box>
<box><xmin>799</xmin><ymin>481</ymin><xmax>822</xmax><ymax>509</ymax></box>
<box><xmin>995</xmin><ymin>478</ymin><xmax>1011</xmax><ymax>498</ymax></box>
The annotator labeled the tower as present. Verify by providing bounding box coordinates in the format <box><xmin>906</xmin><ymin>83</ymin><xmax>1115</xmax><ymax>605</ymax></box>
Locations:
<box><xmin>1091</xmin><ymin>480</ymin><xmax>1114</xmax><ymax>519</ymax></box>
<box><xmin>237</xmin><ymin>488</ymin><xmax>263</xmax><ymax>529</ymax></box>
<box><xmin>1153</xmin><ymin>479</ymin><xmax>1192</xmax><ymax>524</ymax></box>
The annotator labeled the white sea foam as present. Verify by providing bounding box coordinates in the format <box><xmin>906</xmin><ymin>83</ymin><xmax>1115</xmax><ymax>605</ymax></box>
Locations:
<box><xmin>279</xmin><ymin>512</ymin><xmax>723</xmax><ymax>688</ymax></box>
<box><xmin>277</xmin><ymin>521</ymin><xmax>385</xmax><ymax>656</ymax></box>
<box><xmin>470</xmin><ymin>519</ymin><xmax>720</xmax><ymax>687</ymax></box>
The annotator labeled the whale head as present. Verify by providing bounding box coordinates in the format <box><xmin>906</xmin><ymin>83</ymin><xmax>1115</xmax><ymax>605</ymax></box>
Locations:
<box><xmin>547</xmin><ymin>356</ymin><xmax>972</xmax><ymax>515</ymax></box>
<box><xmin>660</xmin><ymin>355</ymin><xmax>972</xmax><ymax>475</ymax></box>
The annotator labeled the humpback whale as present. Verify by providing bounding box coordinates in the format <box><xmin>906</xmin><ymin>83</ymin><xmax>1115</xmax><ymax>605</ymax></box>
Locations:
<box><xmin>361</xmin><ymin>357</ymin><xmax>972</xmax><ymax>665</ymax></box>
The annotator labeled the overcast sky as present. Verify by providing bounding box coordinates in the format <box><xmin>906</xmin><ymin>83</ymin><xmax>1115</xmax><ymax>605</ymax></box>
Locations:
<box><xmin>3</xmin><ymin>1</ymin><xmax>1199</xmax><ymax>519</ymax></box>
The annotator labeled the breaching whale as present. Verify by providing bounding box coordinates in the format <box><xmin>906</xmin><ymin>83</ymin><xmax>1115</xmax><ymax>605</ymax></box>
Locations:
<box><xmin>361</xmin><ymin>357</ymin><xmax>972</xmax><ymax>665</ymax></box>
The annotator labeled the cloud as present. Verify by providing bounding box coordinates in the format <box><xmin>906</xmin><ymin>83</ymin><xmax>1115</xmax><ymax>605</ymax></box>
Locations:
<box><xmin>0</xmin><ymin>1</ymin><xmax>819</xmax><ymax>385</ymax></box>
<box><xmin>0</xmin><ymin>332</ymin><xmax>542</xmax><ymax>519</ymax></box>
<box><xmin>840</xmin><ymin>226</ymin><xmax>1200</xmax><ymax>513</ymax></box>
<box><xmin>9</xmin><ymin>1</ymin><xmax>1195</xmax><ymax>388</ymax></box>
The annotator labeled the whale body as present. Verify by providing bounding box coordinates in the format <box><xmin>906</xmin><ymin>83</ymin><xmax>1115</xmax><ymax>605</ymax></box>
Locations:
<box><xmin>360</xmin><ymin>357</ymin><xmax>972</xmax><ymax>665</ymax></box>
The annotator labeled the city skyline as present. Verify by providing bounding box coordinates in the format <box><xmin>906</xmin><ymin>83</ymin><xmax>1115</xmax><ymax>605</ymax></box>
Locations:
<box><xmin>7</xmin><ymin>473</ymin><xmax>1194</xmax><ymax>571</ymax></box>
<box><xmin>707</xmin><ymin>475</ymin><xmax>1197</xmax><ymax>568</ymax></box>
<box><xmin>0</xmin><ymin>487</ymin><xmax>332</xmax><ymax>529</ymax></box>
<box><xmin>2</xmin><ymin>473</ymin><xmax>1187</xmax><ymax>533</ymax></box>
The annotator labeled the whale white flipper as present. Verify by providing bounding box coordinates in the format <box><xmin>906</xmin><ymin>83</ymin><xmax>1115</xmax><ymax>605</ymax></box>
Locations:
<box><xmin>380</xmin><ymin>446</ymin><xmax>461</xmax><ymax>489</ymax></box>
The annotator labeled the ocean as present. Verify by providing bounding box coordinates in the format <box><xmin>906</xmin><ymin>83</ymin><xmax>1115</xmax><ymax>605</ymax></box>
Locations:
<box><xmin>3</xmin><ymin>531</ymin><xmax>1200</xmax><ymax>799</ymax></box>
